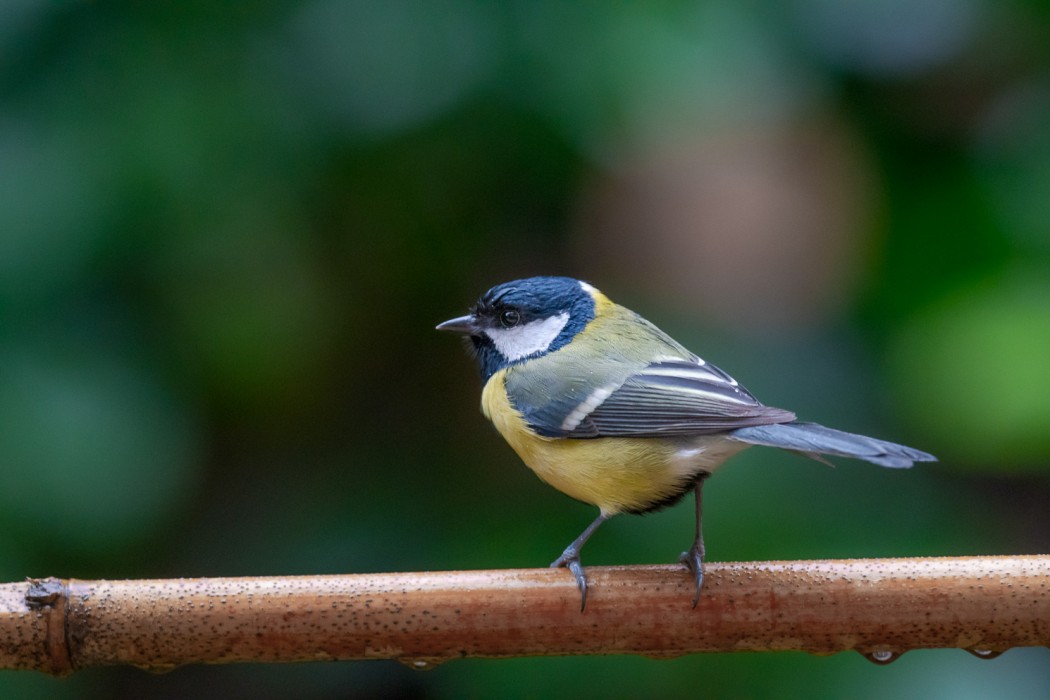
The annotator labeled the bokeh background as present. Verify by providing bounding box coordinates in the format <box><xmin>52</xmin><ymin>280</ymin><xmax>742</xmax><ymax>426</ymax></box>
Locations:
<box><xmin>2</xmin><ymin>1</ymin><xmax>1049</xmax><ymax>697</ymax></box>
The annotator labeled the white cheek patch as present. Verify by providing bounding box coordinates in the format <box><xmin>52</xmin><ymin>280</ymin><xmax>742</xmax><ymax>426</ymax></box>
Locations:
<box><xmin>485</xmin><ymin>312</ymin><xmax>570</xmax><ymax>362</ymax></box>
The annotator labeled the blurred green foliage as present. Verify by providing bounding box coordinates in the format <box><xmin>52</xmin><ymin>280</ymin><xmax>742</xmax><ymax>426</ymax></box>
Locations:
<box><xmin>1</xmin><ymin>1</ymin><xmax>1048</xmax><ymax>698</ymax></box>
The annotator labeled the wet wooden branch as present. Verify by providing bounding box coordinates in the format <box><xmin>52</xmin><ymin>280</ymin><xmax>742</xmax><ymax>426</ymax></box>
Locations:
<box><xmin>2</xmin><ymin>555</ymin><xmax>1048</xmax><ymax>674</ymax></box>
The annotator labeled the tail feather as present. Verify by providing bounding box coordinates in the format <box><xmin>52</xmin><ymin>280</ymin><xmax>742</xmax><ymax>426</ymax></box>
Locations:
<box><xmin>729</xmin><ymin>421</ymin><xmax>936</xmax><ymax>468</ymax></box>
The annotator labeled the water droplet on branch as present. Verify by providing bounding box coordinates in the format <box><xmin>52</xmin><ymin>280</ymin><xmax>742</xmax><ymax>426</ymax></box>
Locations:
<box><xmin>861</xmin><ymin>649</ymin><xmax>902</xmax><ymax>665</ymax></box>
<box><xmin>398</xmin><ymin>656</ymin><xmax>449</xmax><ymax>671</ymax></box>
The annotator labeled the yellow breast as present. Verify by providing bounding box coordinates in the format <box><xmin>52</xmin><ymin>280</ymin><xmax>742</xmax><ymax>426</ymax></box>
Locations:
<box><xmin>481</xmin><ymin>369</ymin><xmax>745</xmax><ymax>515</ymax></box>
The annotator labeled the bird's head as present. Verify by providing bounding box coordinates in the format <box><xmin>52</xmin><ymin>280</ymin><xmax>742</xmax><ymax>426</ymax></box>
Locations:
<box><xmin>437</xmin><ymin>276</ymin><xmax>598</xmax><ymax>380</ymax></box>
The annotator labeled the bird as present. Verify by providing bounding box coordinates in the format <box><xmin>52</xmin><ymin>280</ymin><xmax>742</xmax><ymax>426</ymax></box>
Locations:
<box><xmin>436</xmin><ymin>276</ymin><xmax>935</xmax><ymax>610</ymax></box>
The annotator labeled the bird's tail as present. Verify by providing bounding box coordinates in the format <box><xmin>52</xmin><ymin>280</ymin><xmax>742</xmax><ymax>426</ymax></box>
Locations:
<box><xmin>728</xmin><ymin>421</ymin><xmax>936</xmax><ymax>468</ymax></box>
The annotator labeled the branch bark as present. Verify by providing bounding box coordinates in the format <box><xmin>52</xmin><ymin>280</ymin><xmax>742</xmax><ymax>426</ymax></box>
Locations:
<box><xmin>2</xmin><ymin>555</ymin><xmax>1048</xmax><ymax>674</ymax></box>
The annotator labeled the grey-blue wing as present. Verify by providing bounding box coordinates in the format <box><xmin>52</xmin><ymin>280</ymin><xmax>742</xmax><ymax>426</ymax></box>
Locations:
<box><xmin>513</xmin><ymin>358</ymin><xmax>795</xmax><ymax>439</ymax></box>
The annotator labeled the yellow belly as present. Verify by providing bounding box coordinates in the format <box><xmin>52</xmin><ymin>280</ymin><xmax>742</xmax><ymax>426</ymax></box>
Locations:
<box><xmin>481</xmin><ymin>371</ymin><xmax>747</xmax><ymax>514</ymax></box>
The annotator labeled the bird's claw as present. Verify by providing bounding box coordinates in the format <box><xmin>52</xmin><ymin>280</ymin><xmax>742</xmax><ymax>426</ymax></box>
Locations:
<box><xmin>551</xmin><ymin>550</ymin><xmax>589</xmax><ymax>611</ymax></box>
<box><xmin>679</xmin><ymin>546</ymin><xmax>704</xmax><ymax>608</ymax></box>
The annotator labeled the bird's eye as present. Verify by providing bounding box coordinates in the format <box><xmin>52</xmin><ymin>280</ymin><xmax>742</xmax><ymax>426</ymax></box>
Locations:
<box><xmin>499</xmin><ymin>310</ymin><xmax>520</xmax><ymax>327</ymax></box>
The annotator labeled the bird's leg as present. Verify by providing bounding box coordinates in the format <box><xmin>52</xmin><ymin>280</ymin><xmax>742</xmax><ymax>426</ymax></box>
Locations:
<box><xmin>551</xmin><ymin>512</ymin><xmax>609</xmax><ymax>611</ymax></box>
<box><xmin>679</xmin><ymin>474</ymin><xmax>708</xmax><ymax>608</ymax></box>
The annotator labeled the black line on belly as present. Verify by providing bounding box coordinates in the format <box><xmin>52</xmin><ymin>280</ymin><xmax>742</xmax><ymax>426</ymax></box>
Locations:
<box><xmin>623</xmin><ymin>470</ymin><xmax>708</xmax><ymax>515</ymax></box>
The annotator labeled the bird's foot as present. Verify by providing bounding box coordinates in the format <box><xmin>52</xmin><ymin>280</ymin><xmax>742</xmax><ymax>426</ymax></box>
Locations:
<box><xmin>679</xmin><ymin>545</ymin><xmax>705</xmax><ymax>608</ymax></box>
<box><xmin>551</xmin><ymin>549</ymin><xmax>589</xmax><ymax>611</ymax></box>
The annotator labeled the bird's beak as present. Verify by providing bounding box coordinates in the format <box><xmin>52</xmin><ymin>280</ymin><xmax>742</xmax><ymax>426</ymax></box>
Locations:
<box><xmin>435</xmin><ymin>314</ymin><xmax>477</xmax><ymax>334</ymax></box>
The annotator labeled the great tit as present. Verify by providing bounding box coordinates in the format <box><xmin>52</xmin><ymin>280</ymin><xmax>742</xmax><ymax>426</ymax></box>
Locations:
<box><xmin>437</xmin><ymin>276</ymin><xmax>935</xmax><ymax>609</ymax></box>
